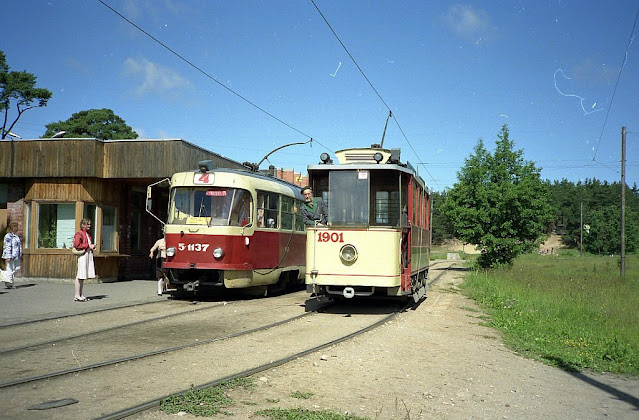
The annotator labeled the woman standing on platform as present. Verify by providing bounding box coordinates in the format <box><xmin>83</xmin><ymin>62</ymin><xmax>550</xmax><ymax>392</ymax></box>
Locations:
<box><xmin>2</xmin><ymin>221</ymin><xmax>22</xmax><ymax>289</ymax></box>
<box><xmin>73</xmin><ymin>218</ymin><xmax>96</xmax><ymax>302</ymax></box>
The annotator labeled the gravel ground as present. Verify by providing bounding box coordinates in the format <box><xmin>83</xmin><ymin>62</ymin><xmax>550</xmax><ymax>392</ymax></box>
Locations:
<box><xmin>133</xmin><ymin>263</ymin><xmax>639</xmax><ymax>419</ymax></box>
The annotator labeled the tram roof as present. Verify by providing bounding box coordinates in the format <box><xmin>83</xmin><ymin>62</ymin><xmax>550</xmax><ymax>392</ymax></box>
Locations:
<box><xmin>307</xmin><ymin>162</ymin><xmax>427</xmax><ymax>191</ymax></box>
<box><xmin>172</xmin><ymin>167</ymin><xmax>304</xmax><ymax>199</ymax></box>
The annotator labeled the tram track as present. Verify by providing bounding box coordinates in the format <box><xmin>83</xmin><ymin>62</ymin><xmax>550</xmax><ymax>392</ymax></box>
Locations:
<box><xmin>100</xmin><ymin>262</ymin><xmax>458</xmax><ymax>420</ymax></box>
<box><xmin>0</xmin><ymin>299</ymin><xmax>169</xmax><ymax>328</ymax></box>
<box><xmin>0</xmin><ymin>263</ymin><xmax>458</xmax><ymax>419</ymax></box>
<box><xmin>0</xmin><ymin>292</ymin><xmax>315</xmax><ymax>389</ymax></box>
<box><xmin>0</xmin><ymin>300</ymin><xmax>234</xmax><ymax>355</ymax></box>
<box><xmin>101</xmin><ymin>300</ymin><xmax>410</xmax><ymax>420</ymax></box>
<box><xmin>0</xmin><ymin>307</ymin><xmax>317</xmax><ymax>389</ymax></box>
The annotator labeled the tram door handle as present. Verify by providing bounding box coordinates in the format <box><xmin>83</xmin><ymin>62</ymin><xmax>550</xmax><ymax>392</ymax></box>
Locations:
<box><xmin>188</xmin><ymin>228</ymin><xmax>200</xmax><ymax>233</ymax></box>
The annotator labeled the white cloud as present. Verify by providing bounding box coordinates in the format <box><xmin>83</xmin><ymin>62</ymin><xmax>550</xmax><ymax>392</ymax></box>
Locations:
<box><xmin>123</xmin><ymin>57</ymin><xmax>192</xmax><ymax>96</ymax></box>
<box><xmin>444</xmin><ymin>4</ymin><xmax>494</xmax><ymax>41</ymax></box>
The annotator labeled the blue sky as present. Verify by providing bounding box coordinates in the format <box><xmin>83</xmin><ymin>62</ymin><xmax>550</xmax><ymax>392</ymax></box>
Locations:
<box><xmin>3</xmin><ymin>0</ymin><xmax>638</xmax><ymax>191</ymax></box>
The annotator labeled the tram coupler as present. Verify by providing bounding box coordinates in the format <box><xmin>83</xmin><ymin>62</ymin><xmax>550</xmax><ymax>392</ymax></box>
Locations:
<box><xmin>183</xmin><ymin>280</ymin><xmax>200</xmax><ymax>292</ymax></box>
<box><xmin>343</xmin><ymin>287</ymin><xmax>355</xmax><ymax>299</ymax></box>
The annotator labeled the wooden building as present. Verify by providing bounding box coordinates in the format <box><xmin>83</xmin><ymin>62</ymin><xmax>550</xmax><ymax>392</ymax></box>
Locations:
<box><xmin>0</xmin><ymin>138</ymin><xmax>245</xmax><ymax>281</ymax></box>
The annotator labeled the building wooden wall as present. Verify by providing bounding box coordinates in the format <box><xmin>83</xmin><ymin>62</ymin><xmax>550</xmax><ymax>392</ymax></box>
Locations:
<box><xmin>24</xmin><ymin>178</ymin><xmax>120</xmax><ymax>204</ymax></box>
<box><xmin>1</xmin><ymin>137</ymin><xmax>246</xmax><ymax>281</ymax></box>
<box><xmin>102</xmin><ymin>139</ymin><xmax>245</xmax><ymax>178</ymax></box>
<box><xmin>0</xmin><ymin>139</ymin><xmax>103</xmax><ymax>178</ymax></box>
<box><xmin>0</xmin><ymin>138</ymin><xmax>245</xmax><ymax>179</ymax></box>
<box><xmin>22</xmin><ymin>253</ymin><xmax>118</xmax><ymax>280</ymax></box>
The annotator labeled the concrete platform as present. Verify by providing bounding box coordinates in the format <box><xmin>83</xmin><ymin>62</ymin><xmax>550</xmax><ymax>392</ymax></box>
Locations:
<box><xmin>0</xmin><ymin>278</ymin><xmax>164</xmax><ymax>325</ymax></box>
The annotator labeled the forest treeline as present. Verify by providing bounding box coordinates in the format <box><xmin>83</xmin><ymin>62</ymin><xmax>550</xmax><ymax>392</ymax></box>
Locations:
<box><xmin>432</xmin><ymin>179</ymin><xmax>639</xmax><ymax>255</ymax></box>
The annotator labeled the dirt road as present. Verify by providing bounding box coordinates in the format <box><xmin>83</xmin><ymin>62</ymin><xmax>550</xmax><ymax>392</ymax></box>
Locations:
<box><xmin>134</xmin><ymin>262</ymin><xmax>639</xmax><ymax>419</ymax></box>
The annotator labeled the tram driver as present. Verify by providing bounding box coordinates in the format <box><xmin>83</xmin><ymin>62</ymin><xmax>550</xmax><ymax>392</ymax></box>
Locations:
<box><xmin>300</xmin><ymin>186</ymin><xmax>328</xmax><ymax>226</ymax></box>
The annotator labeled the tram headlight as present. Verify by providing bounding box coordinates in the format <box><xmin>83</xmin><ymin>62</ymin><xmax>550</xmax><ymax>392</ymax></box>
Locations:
<box><xmin>166</xmin><ymin>247</ymin><xmax>176</xmax><ymax>257</ymax></box>
<box><xmin>373</xmin><ymin>152</ymin><xmax>383</xmax><ymax>163</ymax></box>
<box><xmin>339</xmin><ymin>244</ymin><xmax>358</xmax><ymax>263</ymax></box>
<box><xmin>213</xmin><ymin>247</ymin><xmax>224</xmax><ymax>259</ymax></box>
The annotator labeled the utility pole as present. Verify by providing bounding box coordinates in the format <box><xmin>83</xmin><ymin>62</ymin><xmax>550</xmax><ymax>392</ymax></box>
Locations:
<box><xmin>580</xmin><ymin>201</ymin><xmax>583</xmax><ymax>257</ymax></box>
<box><xmin>621</xmin><ymin>126</ymin><xmax>626</xmax><ymax>278</ymax></box>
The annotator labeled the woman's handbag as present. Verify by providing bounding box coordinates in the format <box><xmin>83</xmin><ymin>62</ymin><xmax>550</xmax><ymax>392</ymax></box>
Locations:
<box><xmin>1</xmin><ymin>268</ymin><xmax>12</xmax><ymax>283</ymax></box>
<box><xmin>72</xmin><ymin>247</ymin><xmax>85</xmax><ymax>256</ymax></box>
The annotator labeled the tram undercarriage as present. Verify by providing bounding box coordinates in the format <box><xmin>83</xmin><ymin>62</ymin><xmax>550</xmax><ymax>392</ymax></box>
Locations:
<box><xmin>166</xmin><ymin>267</ymin><xmax>303</xmax><ymax>296</ymax></box>
<box><xmin>308</xmin><ymin>268</ymin><xmax>428</xmax><ymax>302</ymax></box>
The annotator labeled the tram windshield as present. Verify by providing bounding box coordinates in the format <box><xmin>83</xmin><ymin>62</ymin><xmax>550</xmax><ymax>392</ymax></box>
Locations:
<box><xmin>324</xmin><ymin>170</ymin><xmax>404</xmax><ymax>227</ymax></box>
<box><xmin>328</xmin><ymin>171</ymin><xmax>369</xmax><ymax>225</ymax></box>
<box><xmin>168</xmin><ymin>187</ymin><xmax>252</xmax><ymax>227</ymax></box>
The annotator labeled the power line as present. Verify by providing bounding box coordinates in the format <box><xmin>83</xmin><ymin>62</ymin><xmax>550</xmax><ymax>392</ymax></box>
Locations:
<box><xmin>95</xmin><ymin>0</ymin><xmax>333</xmax><ymax>154</ymax></box>
<box><xmin>591</xmin><ymin>7</ymin><xmax>639</xmax><ymax>161</ymax></box>
<box><xmin>309</xmin><ymin>0</ymin><xmax>440</xmax><ymax>190</ymax></box>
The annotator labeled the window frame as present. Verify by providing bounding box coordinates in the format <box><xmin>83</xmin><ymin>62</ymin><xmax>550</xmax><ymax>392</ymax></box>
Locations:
<box><xmin>25</xmin><ymin>200</ymin><xmax>119</xmax><ymax>254</ymax></box>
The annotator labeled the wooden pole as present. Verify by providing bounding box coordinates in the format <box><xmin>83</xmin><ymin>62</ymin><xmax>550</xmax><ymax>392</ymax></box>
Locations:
<box><xmin>621</xmin><ymin>126</ymin><xmax>626</xmax><ymax>278</ymax></box>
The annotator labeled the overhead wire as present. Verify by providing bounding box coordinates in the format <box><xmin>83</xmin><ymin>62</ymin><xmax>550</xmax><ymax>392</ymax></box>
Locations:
<box><xmin>309</xmin><ymin>0</ymin><xmax>440</xmax><ymax>190</ymax></box>
<box><xmin>95</xmin><ymin>0</ymin><xmax>334</xmax><ymax>154</ymax></box>
<box><xmin>591</xmin><ymin>7</ymin><xmax>639</xmax><ymax>162</ymax></box>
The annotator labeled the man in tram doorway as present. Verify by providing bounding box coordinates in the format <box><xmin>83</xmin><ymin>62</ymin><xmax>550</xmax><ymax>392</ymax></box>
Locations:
<box><xmin>300</xmin><ymin>186</ymin><xmax>328</xmax><ymax>226</ymax></box>
<box><xmin>149</xmin><ymin>236</ymin><xmax>166</xmax><ymax>296</ymax></box>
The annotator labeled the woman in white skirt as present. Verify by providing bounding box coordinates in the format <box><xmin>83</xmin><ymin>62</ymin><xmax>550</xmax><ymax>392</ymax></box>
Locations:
<box><xmin>2</xmin><ymin>221</ymin><xmax>22</xmax><ymax>289</ymax></box>
<box><xmin>72</xmin><ymin>218</ymin><xmax>96</xmax><ymax>301</ymax></box>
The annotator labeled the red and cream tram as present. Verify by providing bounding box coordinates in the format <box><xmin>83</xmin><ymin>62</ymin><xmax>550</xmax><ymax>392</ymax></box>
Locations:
<box><xmin>305</xmin><ymin>147</ymin><xmax>430</xmax><ymax>301</ymax></box>
<box><xmin>148</xmin><ymin>161</ymin><xmax>306</xmax><ymax>295</ymax></box>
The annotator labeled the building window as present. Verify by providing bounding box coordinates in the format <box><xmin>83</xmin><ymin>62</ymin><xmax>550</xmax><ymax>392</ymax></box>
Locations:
<box><xmin>102</xmin><ymin>206</ymin><xmax>117</xmax><ymax>251</ymax></box>
<box><xmin>25</xmin><ymin>202</ymin><xmax>31</xmax><ymax>249</ymax></box>
<box><xmin>83</xmin><ymin>203</ymin><xmax>97</xmax><ymax>241</ymax></box>
<box><xmin>37</xmin><ymin>203</ymin><xmax>76</xmax><ymax>249</ymax></box>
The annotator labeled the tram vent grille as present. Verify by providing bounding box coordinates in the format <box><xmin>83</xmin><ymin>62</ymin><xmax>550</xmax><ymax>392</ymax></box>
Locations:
<box><xmin>343</xmin><ymin>153</ymin><xmax>377</xmax><ymax>162</ymax></box>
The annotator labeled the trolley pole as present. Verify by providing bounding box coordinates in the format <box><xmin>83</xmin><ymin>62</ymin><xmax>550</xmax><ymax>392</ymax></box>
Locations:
<box><xmin>620</xmin><ymin>126</ymin><xmax>626</xmax><ymax>278</ymax></box>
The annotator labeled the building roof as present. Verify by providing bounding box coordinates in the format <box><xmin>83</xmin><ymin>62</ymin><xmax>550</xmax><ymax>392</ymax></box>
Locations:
<box><xmin>0</xmin><ymin>138</ymin><xmax>245</xmax><ymax>179</ymax></box>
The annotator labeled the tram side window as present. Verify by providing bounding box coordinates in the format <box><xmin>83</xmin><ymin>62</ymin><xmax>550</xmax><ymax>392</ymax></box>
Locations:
<box><xmin>371</xmin><ymin>171</ymin><xmax>400</xmax><ymax>226</ymax></box>
<box><xmin>312</xmin><ymin>172</ymin><xmax>330</xmax><ymax>210</ymax></box>
<box><xmin>415</xmin><ymin>187</ymin><xmax>423</xmax><ymax>228</ymax></box>
<box><xmin>228</xmin><ymin>189</ymin><xmax>252</xmax><ymax>227</ymax></box>
<box><xmin>281</xmin><ymin>196</ymin><xmax>294</xmax><ymax>230</ymax></box>
<box><xmin>412</xmin><ymin>184</ymin><xmax>419</xmax><ymax>226</ymax></box>
<box><xmin>294</xmin><ymin>199</ymin><xmax>305</xmax><ymax>231</ymax></box>
<box><xmin>257</xmin><ymin>191</ymin><xmax>279</xmax><ymax>229</ymax></box>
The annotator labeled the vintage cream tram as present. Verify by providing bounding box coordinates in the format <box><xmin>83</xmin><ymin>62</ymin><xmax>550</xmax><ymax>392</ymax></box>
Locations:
<box><xmin>305</xmin><ymin>147</ymin><xmax>430</xmax><ymax>301</ymax></box>
<box><xmin>148</xmin><ymin>161</ymin><xmax>306</xmax><ymax>295</ymax></box>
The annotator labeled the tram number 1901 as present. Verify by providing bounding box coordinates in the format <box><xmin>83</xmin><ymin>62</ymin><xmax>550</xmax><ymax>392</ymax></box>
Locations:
<box><xmin>317</xmin><ymin>232</ymin><xmax>344</xmax><ymax>243</ymax></box>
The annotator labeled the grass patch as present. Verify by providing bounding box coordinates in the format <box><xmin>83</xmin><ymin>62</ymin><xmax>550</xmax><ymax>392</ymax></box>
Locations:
<box><xmin>461</xmin><ymin>253</ymin><xmax>639</xmax><ymax>375</ymax></box>
<box><xmin>159</xmin><ymin>377</ymin><xmax>256</xmax><ymax>416</ymax></box>
<box><xmin>257</xmin><ymin>407</ymin><xmax>369</xmax><ymax>420</ymax></box>
<box><xmin>291</xmin><ymin>391</ymin><xmax>314</xmax><ymax>399</ymax></box>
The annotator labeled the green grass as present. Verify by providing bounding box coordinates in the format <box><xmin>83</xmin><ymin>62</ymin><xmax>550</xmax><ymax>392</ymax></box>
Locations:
<box><xmin>461</xmin><ymin>253</ymin><xmax>639</xmax><ymax>375</ymax></box>
<box><xmin>159</xmin><ymin>377</ymin><xmax>256</xmax><ymax>416</ymax></box>
<box><xmin>160</xmin><ymin>380</ymin><xmax>367</xmax><ymax>419</ymax></box>
<box><xmin>257</xmin><ymin>407</ymin><xmax>369</xmax><ymax>420</ymax></box>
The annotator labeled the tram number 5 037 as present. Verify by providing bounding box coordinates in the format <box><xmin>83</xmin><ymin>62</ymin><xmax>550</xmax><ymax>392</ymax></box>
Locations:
<box><xmin>317</xmin><ymin>232</ymin><xmax>344</xmax><ymax>243</ymax></box>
